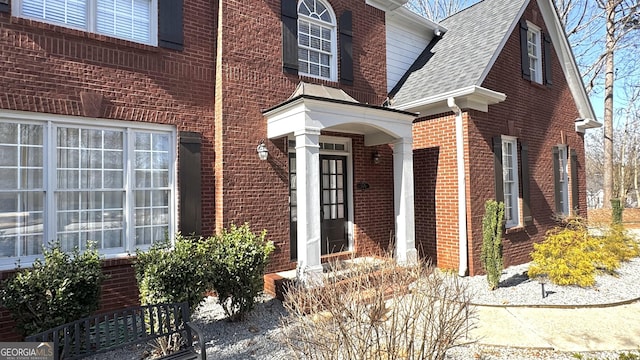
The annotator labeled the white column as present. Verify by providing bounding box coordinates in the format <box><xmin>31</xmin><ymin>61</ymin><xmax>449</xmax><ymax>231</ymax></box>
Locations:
<box><xmin>393</xmin><ymin>137</ymin><xmax>417</xmax><ymax>264</ymax></box>
<box><xmin>295</xmin><ymin>127</ymin><xmax>323</xmax><ymax>281</ymax></box>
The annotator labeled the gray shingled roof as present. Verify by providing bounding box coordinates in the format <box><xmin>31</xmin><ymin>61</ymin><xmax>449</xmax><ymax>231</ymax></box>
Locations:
<box><xmin>391</xmin><ymin>0</ymin><xmax>528</xmax><ymax>106</ymax></box>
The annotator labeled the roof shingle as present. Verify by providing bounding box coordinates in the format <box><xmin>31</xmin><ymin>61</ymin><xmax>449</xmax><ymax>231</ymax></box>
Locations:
<box><xmin>391</xmin><ymin>0</ymin><xmax>528</xmax><ymax>106</ymax></box>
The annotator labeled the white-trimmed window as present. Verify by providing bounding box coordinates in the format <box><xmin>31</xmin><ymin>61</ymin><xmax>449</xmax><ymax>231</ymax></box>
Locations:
<box><xmin>557</xmin><ymin>145</ymin><xmax>569</xmax><ymax>215</ymax></box>
<box><xmin>502</xmin><ymin>136</ymin><xmax>520</xmax><ymax>228</ymax></box>
<box><xmin>13</xmin><ymin>0</ymin><xmax>158</xmax><ymax>46</ymax></box>
<box><xmin>0</xmin><ymin>113</ymin><xmax>175</xmax><ymax>268</ymax></box>
<box><xmin>297</xmin><ymin>0</ymin><xmax>337</xmax><ymax>81</ymax></box>
<box><xmin>527</xmin><ymin>22</ymin><xmax>542</xmax><ymax>84</ymax></box>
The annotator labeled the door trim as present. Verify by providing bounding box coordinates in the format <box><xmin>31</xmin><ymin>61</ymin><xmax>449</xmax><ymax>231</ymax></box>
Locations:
<box><xmin>288</xmin><ymin>136</ymin><xmax>353</xmax><ymax>260</ymax></box>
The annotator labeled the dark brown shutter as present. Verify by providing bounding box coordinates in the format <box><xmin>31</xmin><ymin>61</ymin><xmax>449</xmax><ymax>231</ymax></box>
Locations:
<box><xmin>493</xmin><ymin>136</ymin><xmax>504</xmax><ymax>202</ymax></box>
<box><xmin>179</xmin><ymin>132</ymin><xmax>202</xmax><ymax>235</ymax></box>
<box><xmin>570</xmin><ymin>148</ymin><xmax>579</xmax><ymax>214</ymax></box>
<box><xmin>519</xmin><ymin>19</ymin><xmax>531</xmax><ymax>81</ymax></box>
<box><xmin>552</xmin><ymin>146</ymin><xmax>562</xmax><ymax>213</ymax></box>
<box><xmin>520</xmin><ymin>142</ymin><xmax>532</xmax><ymax>224</ymax></box>
<box><xmin>282</xmin><ymin>0</ymin><xmax>299</xmax><ymax>74</ymax></box>
<box><xmin>158</xmin><ymin>0</ymin><xmax>184</xmax><ymax>50</ymax></box>
<box><xmin>339</xmin><ymin>10</ymin><xmax>353</xmax><ymax>85</ymax></box>
<box><xmin>543</xmin><ymin>33</ymin><xmax>553</xmax><ymax>86</ymax></box>
<box><xmin>0</xmin><ymin>0</ymin><xmax>8</xmax><ymax>13</ymax></box>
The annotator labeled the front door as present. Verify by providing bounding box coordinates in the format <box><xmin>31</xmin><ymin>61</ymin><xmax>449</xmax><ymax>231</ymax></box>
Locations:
<box><xmin>320</xmin><ymin>155</ymin><xmax>348</xmax><ymax>255</ymax></box>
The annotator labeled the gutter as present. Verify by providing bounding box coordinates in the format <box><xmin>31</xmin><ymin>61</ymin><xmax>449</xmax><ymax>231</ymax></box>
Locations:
<box><xmin>448</xmin><ymin>97</ymin><xmax>468</xmax><ymax>277</ymax></box>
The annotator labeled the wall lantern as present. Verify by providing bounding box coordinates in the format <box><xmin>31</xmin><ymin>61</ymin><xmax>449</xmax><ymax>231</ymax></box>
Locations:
<box><xmin>372</xmin><ymin>151</ymin><xmax>381</xmax><ymax>165</ymax></box>
<box><xmin>256</xmin><ymin>140</ymin><xmax>269</xmax><ymax>161</ymax></box>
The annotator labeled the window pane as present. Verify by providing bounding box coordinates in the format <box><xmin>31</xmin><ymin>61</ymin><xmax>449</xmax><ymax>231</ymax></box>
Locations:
<box><xmin>0</xmin><ymin>123</ymin><xmax>18</xmax><ymax>144</ymax></box>
<box><xmin>0</xmin><ymin>146</ymin><xmax>17</xmax><ymax>166</ymax></box>
<box><xmin>21</xmin><ymin>125</ymin><xmax>43</xmax><ymax>145</ymax></box>
<box><xmin>58</xmin><ymin>127</ymin><xmax>79</xmax><ymax>147</ymax></box>
<box><xmin>22</xmin><ymin>0</ymin><xmax>87</xmax><ymax>28</ymax></box>
<box><xmin>0</xmin><ymin>169</ymin><xmax>18</xmax><ymax>189</ymax></box>
<box><xmin>104</xmin><ymin>230</ymin><xmax>123</xmax><ymax>248</ymax></box>
<box><xmin>97</xmin><ymin>0</ymin><xmax>151</xmax><ymax>43</ymax></box>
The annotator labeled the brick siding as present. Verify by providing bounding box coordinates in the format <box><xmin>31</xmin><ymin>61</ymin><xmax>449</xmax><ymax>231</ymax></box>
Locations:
<box><xmin>412</xmin><ymin>0</ymin><xmax>587</xmax><ymax>275</ymax></box>
<box><xmin>0</xmin><ymin>0</ymin><xmax>215</xmax><ymax>340</ymax></box>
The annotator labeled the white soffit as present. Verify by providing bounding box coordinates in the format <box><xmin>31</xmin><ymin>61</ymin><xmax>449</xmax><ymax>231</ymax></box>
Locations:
<box><xmin>392</xmin><ymin>85</ymin><xmax>506</xmax><ymax>116</ymax></box>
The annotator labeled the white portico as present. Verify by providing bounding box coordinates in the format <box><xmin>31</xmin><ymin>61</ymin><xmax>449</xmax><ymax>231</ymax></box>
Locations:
<box><xmin>263</xmin><ymin>83</ymin><xmax>417</xmax><ymax>279</ymax></box>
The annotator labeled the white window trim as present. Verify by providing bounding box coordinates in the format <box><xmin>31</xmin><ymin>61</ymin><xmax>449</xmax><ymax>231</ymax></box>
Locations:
<box><xmin>0</xmin><ymin>110</ymin><xmax>176</xmax><ymax>270</ymax></box>
<box><xmin>502</xmin><ymin>135</ymin><xmax>520</xmax><ymax>229</ymax></box>
<box><xmin>297</xmin><ymin>0</ymin><xmax>338</xmax><ymax>82</ymax></box>
<box><xmin>557</xmin><ymin>144</ymin><xmax>569</xmax><ymax>215</ymax></box>
<box><xmin>12</xmin><ymin>0</ymin><xmax>159</xmax><ymax>46</ymax></box>
<box><xmin>526</xmin><ymin>21</ymin><xmax>542</xmax><ymax>84</ymax></box>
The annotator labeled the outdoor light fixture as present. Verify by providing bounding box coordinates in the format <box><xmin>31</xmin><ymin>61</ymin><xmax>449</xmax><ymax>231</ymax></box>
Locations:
<box><xmin>372</xmin><ymin>151</ymin><xmax>380</xmax><ymax>165</ymax></box>
<box><xmin>257</xmin><ymin>140</ymin><xmax>268</xmax><ymax>161</ymax></box>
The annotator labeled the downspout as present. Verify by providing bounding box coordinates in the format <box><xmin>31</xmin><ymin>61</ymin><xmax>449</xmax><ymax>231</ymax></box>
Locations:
<box><xmin>447</xmin><ymin>97</ymin><xmax>468</xmax><ymax>277</ymax></box>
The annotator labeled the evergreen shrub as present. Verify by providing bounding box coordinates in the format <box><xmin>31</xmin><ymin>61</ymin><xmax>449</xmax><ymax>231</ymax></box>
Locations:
<box><xmin>0</xmin><ymin>242</ymin><xmax>105</xmax><ymax>336</ymax></box>
<box><xmin>481</xmin><ymin>199</ymin><xmax>504</xmax><ymax>290</ymax></box>
<box><xmin>204</xmin><ymin>223</ymin><xmax>274</xmax><ymax>321</ymax></box>
<box><xmin>134</xmin><ymin>234</ymin><xmax>210</xmax><ymax>312</ymax></box>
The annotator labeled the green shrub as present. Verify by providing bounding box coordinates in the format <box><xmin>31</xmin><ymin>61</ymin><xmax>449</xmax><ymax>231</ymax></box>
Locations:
<box><xmin>528</xmin><ymin>220</ymin><xmax>636</xmax><ymax>287</ymax></box>
<box><xmin>481</xmin><ymin>199</ymin><xmax>504</xmax><ymax>290</ymax></box>
<box><xmin>0</xmin><ymin>242</ymin><xmax>105</xmax><ymax>337</ymax></box>
<box><xmin>134</xmin><ymin>234</ymin><xmax>210</xmax><ymax>313</ymax></box>
<box><xmin>611</xmin><ymin>198</ymin><xmax>623</xmax><ymax>224</ymax></box>
<box><xmin>204</xmin><ymin>223</ymin><xmax>274</xmax><ymax>321</ymax></box>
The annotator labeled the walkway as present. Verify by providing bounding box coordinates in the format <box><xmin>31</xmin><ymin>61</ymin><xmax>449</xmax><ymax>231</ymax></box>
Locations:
<box><xmin>470</xmin><ymin>301</ymin><xmax>640</xmax><ymax>351</ymax></box>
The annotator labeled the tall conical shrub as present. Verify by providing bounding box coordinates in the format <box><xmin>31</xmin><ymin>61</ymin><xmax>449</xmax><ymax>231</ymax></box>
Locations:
<box><xmin>481</xmin><ymin>200</ymin><xmax>505</xmax><ymax>290</ymax></box>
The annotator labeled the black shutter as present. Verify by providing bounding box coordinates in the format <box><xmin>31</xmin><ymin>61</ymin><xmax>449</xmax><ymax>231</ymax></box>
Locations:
<box><xmin>570</xmin><ymin>149</ymin><xmax>579</xmax><ymax>214</ymax></box>
<box><xmin>520</xmin><ymin>142</ymin><xmax>532</xmax><ymax>224</ymax></box>
<box><xmin>519</xmin><ymin>19</ymin><xmax>531</xmax><ymax>81</ymax></box>
<box><xmin>552</xmin><ymin>146</ymin><xmax>562</xmax><ymax>213</ymax></box>
<box><xmin>493</xmin><ymin>136</ymin><xmax>504</xmax><ymax>202</ymax></box>
<box><xmin>179</xmin><ymin>132</ymin><xmax>202</xmax><ymax>235</ymax></box>
<box><xmin>0</xmin><ymin>0</ymin><xmax>8</xmax><ymax>13</ymax></box>
<box><xmin>158</xmin><ymin>0</ymin><xmax>184</xmax><ymax>50</ymax></box>
<box><xmin>282</xmin><ymin>0</ymin><xmax>299</xmax><ymax>74</ymax></box>
<box><xmin>543</xmin><ymin>33</ymin><xmax>553</xmax><ymax>86</ymax></box>
<box><xmin>339</xmin><ymin>11</ymin><xmax>353</xmax><ymax>85</ymax></box>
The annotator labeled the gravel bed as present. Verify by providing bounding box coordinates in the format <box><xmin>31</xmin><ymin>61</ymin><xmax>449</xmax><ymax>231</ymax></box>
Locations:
<box><xmin>462</xmin><ymin>257</ymin><xmax>640</xmax><ymax>306</ymax></box>
<box><xmin>92</xmin><ymin>255</ymin><xmax>640</xmax><ymax>360</ymax></box>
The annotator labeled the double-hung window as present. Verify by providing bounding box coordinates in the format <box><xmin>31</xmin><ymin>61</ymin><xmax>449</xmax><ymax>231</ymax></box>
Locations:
<box><xmin>0</xmin><ymin>112</ymin><xmax>175</xmax><ymax>269</ymax></box>
<box><xmin>527</xmin><ymin>22</ymin><xmax>542</xmax><ymax>84</ymax></box>
<box><xmin>297</xmin><ymin>0</ymin><xmax>337</xmax><ymax>81</ymax></box>
<box><xmin>502</xmin><ymin>137</ymin><xmax>520</xmax><ymax>228</ymax></box>
<box><xmin>13</xmin><ymin>0</ymin><xmax>158</xmax><ymax>46</ymax></box>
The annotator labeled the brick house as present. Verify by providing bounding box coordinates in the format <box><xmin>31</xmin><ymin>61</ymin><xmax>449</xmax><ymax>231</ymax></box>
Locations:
<box><xmin>0</xmin><ymin>0</ymin><xmax>598</xmax><ymax>340</ymax></box>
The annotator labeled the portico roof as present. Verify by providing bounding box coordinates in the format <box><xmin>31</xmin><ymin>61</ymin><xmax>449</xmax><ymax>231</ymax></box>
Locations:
<box><xmin>263</xmin><ymin>82</ymin><xmax>416</xmax><ymax>146</ymax></box>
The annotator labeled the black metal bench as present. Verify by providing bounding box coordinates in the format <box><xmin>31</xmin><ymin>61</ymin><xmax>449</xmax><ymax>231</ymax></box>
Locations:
<box><xmin>25</xmin><ymin>302</ymin><xmax>206</xmax><ymax>360</ymax></box>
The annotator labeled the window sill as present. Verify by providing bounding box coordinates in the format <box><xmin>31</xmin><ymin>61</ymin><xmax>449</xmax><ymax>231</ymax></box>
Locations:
<box><xmin>10</xmin><ymin>16</ymin><xmax>161</xmax><ymax>53</ymax></box>
<box><xmin>505</xmin><ymin>226</ymin><xmax>526</xmax><ymax>234</ymax></box>
<box><xmin>528</xmin><ymin>81</ymin><xmax>548</xmax><ymax>90</ymax></box>
<box><xmin>296</xmin><ymin>74</ymin><xmax>341</xmax><ymax>88</ymax></box>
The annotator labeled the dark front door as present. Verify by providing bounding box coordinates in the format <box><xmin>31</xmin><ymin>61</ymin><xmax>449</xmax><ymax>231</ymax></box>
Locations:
<box><xmin>320</xmin><ymin>155</ymin><xmax>348</xmax><ymax>255</ymax></box>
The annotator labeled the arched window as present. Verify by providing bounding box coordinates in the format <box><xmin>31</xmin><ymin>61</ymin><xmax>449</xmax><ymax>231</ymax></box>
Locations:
<box><xmin>298</xmin><ymin>0</ymin><xmax>337</xmax><ymax>81</ymax></box>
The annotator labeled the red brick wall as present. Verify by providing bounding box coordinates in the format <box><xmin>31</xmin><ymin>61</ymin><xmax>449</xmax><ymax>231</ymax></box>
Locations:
<box><xmin>216</xmin><ymin>0</ymin><xmax>391</xmax><ymax>273</ymax></box>
<box><xmin>0</xmin><ymin>1</ymin><xmax>215</xmax><ymax>340</ymax></box>
<box><xmin>412</xmin><ymin>1</ymin><xmax>587</xmax><ymax>275</ymax></box>
<box><xmin>0</xmin><ymin>259</ymin><xmax>139</xmax><ymax>341</ymax></box>
<box><xmin>413</xmin><ymin>112</ymin><xmax>471</xmax><ymax>271</ymax></box>
<box><xmin>467</xmin><ymin>1</ymin><xmax>586</xmax><ymax>274</ymax></box>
